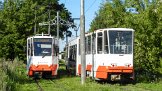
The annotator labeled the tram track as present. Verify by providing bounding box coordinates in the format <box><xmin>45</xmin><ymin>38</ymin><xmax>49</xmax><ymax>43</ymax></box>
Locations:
<box><xmin>35</xmin><ymin>79</ymin><xmax>44</xmax><ymax>91</ymax></box>
<box><xmin>50</xmin><ymin>79</ymin><xmax>69</xmax><ymax>91</ymax></box>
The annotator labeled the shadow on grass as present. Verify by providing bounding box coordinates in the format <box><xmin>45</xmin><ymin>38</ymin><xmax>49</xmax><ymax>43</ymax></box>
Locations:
<box><xmin>57</xmin><ymin>62</ymin><xmax>76</xmax><ymax>79</ymax></box>
<box><xmin>96</xmin><ymin>79</ymin><xmax>136</xmax><ymax>86</ymax></box>
<box><xmin>95</xmin><ymin>72</ymin><xmax>162</xmax><ymax>86</ymax></box>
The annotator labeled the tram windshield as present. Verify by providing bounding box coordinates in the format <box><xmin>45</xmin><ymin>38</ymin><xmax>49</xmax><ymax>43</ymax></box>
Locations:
<box><xmin>109</xmin><ymin>30</ymin><xmax>133</xmax><ymax>54</ymax></box>
<box><xmin>34</xmin><ymin>38</ymin><xmax>52</xmax><ymax>56</ymax></box>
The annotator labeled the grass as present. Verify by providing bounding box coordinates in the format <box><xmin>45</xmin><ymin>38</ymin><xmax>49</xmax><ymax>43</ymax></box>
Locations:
<box><xmin>1</xmin><ymin>59</ymin><xmax>162</xmax><ymax>91</ymax></box>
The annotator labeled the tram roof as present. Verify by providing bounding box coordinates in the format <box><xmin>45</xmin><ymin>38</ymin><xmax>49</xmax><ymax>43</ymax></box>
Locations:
<box><xmin>83</xmin><ymin>28</ymin><xmax>134</xmax><ymax>36</ymax></box>
<box><xmin>94</xmin><ymin>28</ymin><xmax>135</xmax><ymax>32</ymax></box>
<box><xmin>27</xmin><ymin>34</ymin><xmax>55</xmax><ymax>39</ymax></box>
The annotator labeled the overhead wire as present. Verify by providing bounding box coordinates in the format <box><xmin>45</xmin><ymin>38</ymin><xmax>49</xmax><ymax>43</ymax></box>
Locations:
<box><xmin>85</xmin><ymin>0</ymin><xmax>97</xmax><ymax>14</ymax></box>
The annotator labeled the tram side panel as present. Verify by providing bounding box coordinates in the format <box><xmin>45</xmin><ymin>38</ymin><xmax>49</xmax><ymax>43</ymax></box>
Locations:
<box><xmin>76</xmin><ymin>38</ymin><xmax>81</xmax><ymax>75</ymax></box>
<box><xmin>85</xmin><ymin>34</ymin><xmax>92</xmax><ymax>77</ymax></box>
<box><xmin>52</xmin><ymin>38</ymin><xmax>59</xmax><ymax>76</ymax></box>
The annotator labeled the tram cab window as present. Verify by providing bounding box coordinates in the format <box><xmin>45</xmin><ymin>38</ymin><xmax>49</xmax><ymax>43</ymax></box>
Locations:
<box><xmin>34</xmin><ymin>38</ymin><xmax>52</xmax><ymax>56</ymax></box>
<box><xmin>109</xmin><ymin>31</ymin><xmax>132</xmax><ymax>54</ymax></box>
<box><xmin>104</xmin><ymin>31</ymin><xmax>109</xmax><ymax>54</ymax></box>
<box><xmin>97</xmin><ymin>32</ymin><xmax>103</xmax><ymax>54</ymax></box>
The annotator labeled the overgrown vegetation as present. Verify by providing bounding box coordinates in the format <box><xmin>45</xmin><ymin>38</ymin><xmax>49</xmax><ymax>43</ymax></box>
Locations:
<box><xmin>0</xmin><ymin>59</ymin><xmax>28</xmax><ymax>91</ymax></box>
<box><xmin>1</xmin><ymin>60</ymin><xmax>162</xmax><ymax>91</ymax></box>
<box><xmin>90</xmin><ymin>0</ymin><xmax>162</xmax><ymax>82</ymax></box>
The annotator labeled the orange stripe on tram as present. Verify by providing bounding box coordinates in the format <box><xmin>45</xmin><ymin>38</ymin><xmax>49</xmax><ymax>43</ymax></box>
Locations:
<box><xmin>96</xmin><ymin>66</ymin><xmax>134</xmax><ymax>79</ymax></box>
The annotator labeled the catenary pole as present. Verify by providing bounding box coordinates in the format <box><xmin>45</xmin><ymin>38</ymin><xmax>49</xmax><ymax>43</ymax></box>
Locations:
<box><xmin>80</xmin><ymin>0</ymin><xmax>86</xmax><ymax>84</ymax></box>
<box><xmin>57</xmin><ymin>11</ymin><xmax>60</xmax><ymax>55</ymax></box>
<box><xmin>48</xmin><ymin>10</ymin><xmax>51</xmax><ymax>35</ymax></box>
<box><xmin>34</xmin><ymin>8</ymin><xmax>36</xmax><ymax>34</ymax></box>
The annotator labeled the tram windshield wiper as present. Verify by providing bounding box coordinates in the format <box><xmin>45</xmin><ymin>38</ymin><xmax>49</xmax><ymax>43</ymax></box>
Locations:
<box><xmin>42</xmin><ymin>51</ymin><xmax>49</xmax><ymax>58</ymax></box>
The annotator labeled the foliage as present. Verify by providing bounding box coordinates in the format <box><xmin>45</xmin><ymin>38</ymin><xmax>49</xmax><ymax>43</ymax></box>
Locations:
<box><xmin>0</xmin><ymin>0</ymin><xmax>72</xmax><ymax>60</ymax></box>
<box><xmin>90</xmin><ymin>0</ymin><xmax>162</xmax><ymax>82</ymax></box>
<box><xmin>0</xmin><ymin>59</ymin><xmax>27</xmax><ymax>91</ymax></box>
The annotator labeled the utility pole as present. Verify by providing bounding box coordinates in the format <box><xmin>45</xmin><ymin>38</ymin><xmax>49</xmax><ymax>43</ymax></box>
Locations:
<box><xmin>66</xmin><ymin>31</ymin><xmax>68</xmax><ymax>70</ymax></box>
<box><xmin>57</xmin><ymin>11</ymin><xmax>59</xmax><ymax>42</ymax></box>
<box><xmin>80</xmin><ymin>0</ymin><xmax>86</xmax><ymax>84</ymax></box>
<box><xmin>92</xmin><ymin>32</ymin><xmax>95</xmax><ymax>79</ymax></box>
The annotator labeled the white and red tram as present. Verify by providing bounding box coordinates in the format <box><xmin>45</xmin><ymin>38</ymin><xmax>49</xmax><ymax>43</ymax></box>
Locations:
<box><xmin>27</xmin><ymin>33</ymin><xmax>59</xmax><ymax>78</ymax></box>
<box><xmin>67</xmin><ymin>28</ymin><xmax>135</xmax><ymax>81</ymax></box>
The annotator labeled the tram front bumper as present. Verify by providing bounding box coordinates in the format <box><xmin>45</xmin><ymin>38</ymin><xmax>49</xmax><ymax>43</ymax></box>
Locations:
<box><xmin>28</xmin><ymin>64</ymin><xmax>57</xmax><ymax>76</ymax></box>
<box><xmin>96</xmin><ymin>66</ymin><xmax>134</xmax><ymax>79</ymax></box>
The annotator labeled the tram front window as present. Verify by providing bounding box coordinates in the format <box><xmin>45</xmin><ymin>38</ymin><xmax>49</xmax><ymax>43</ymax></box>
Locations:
<box><xmin>34</xmin><ymin>38</ymin><xmax>52</xmax><ymax>56</ymax></box>
<box><xmin>109</xmin><ymin>30</ymin><xmax>133</xmax><ymax>54</ymax></box>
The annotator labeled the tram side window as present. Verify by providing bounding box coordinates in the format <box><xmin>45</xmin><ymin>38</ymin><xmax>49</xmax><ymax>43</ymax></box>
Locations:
<box><xmin>92</xmin><ymin>33</ymin><xmax>96</xmax><ymax>54</ymax></box>
<box><xmin>85</xmin><ymin>37</ymin><xmax>88</xmax><ymax>54</ymax></box>
<box><xmin>69</xmin><ymin>46</ymin><xmax>72</xmax><ymax>60</ymax></box>
<box><xmin>56</xmin><ymin>46</ymin><xmax>59</xmax><ymax>56</ymax></box>
<box><xmin>28</xmin><ymin>40</ymin><xmax>31</xmax><ymax>56</ymax></box>
<box><xmin>69</xmin><ymin>45</ymin><xmax>77</xmax><ymax>62</ymax></box>
<box><xmin>87</xmin><ymin>35</ymin><xmax>91</xmax><ymax>54</ymax></box>
<box><xmin>79</xmin><ymin>39</ymin><xmax>80</xmax><ymax>55</ymax></box>
<box><xmin>74</xmin><ymin>45</ymin><xmax>77</xmax><ymax>61</ymax></box>
<box><xmin>97</xmin><ymin>32</ymin><xmax>103</xmax><ymax>54</ymax></box>
<box><xmin>54</xmin><ymin>45</ymin><xmax>59</xmax><ymax>56</ymax></box>
<box><xmin>31</xmin><ymin>42</ymin><xmax>33</xmax><ymax>56</ymax></box>
<box><xmin>104</xmin><ymin>31</ymin><xmax>108</xmax><ymax>54</ymax></box>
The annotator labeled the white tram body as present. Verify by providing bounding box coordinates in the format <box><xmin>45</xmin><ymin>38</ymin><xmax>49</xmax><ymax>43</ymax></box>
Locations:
<box><xmin>27</xmin><ymin>34</ymin><xmax>59</xmax><ymax>77</ymax></box>
<box><xmin>67</xmin><ymin>28</ymin><xmax>134</xmax><ymax>80</ymax></box>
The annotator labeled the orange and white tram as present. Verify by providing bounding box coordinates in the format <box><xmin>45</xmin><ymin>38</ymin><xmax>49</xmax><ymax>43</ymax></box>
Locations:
<box><xmin>27</xmin><ymin>33</ymin><xmax>59</xmax><ymax>78</ymax></box>
<box><xmin>67</xmin><ymin>28</ymin><xmax>135</xmax><ymax>81</ymax></box>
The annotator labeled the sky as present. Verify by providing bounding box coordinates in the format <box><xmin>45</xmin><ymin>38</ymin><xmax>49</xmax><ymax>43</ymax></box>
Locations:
<box><xmin>59</xmin><ymin>0</ymin><xmax>103</xmax><ymax>32</ymax></box>
<box><xmin>59</xmin><ymin>0</ymin><xmax>104</xmax><ymax>51</ymax></box>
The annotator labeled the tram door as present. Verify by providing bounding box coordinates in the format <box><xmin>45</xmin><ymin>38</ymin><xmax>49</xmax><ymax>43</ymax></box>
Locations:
<box><xmin>27</xmin><ymin>38</ymin><xmax>33</xmax><ymax>71</ymax></box>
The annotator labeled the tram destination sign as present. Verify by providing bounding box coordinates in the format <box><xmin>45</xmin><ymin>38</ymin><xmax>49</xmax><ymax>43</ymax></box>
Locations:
<box><xmin>34</xmin><ymin>38</ymin><xmax>52</xmax><ymax>42</ymax></box>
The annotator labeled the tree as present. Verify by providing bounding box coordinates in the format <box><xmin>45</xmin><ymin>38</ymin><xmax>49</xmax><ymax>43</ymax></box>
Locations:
<box><xmin>0</xmin><ymin>0</ymin><xmax>72</xmax><ymax>60</ymax></box>
<box><xmin>90</xmin><ymin>0</ymin><xmax>127</xmax><ymax>31</ymax></box>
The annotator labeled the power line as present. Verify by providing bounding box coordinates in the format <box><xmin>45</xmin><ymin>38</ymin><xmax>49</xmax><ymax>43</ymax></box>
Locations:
<box><xmin>85</xmin><ymin>0</ymin><xmax>97</xmax><ymax>14</ymax></box>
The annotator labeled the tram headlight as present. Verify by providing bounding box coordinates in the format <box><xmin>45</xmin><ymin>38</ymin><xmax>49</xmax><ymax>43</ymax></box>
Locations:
<box><xmin>111</xmin><ymin>63</ymin><xmax>117</xmax><ymax>67</ymax></box>
<box><xmin>125</xmin><ymin>63</ymin><xmax>131</xmax><ymax>67</ymax></box>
